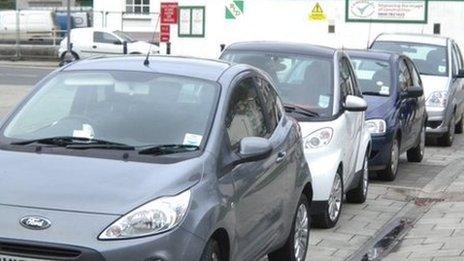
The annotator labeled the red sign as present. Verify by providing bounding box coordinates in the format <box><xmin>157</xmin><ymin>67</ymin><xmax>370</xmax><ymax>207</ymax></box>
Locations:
<box><xmin>160</xmin><ymin>24</ymin><xmax>170</xmax><ymax>43</ymax></box>
<box><xmin>160</xmin><ymin>2</ymin><xmax>179</xmax><ymax>24</ymax></box>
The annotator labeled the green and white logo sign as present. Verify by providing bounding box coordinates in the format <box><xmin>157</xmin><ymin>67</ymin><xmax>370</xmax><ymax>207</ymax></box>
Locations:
<box><xmin>226</xmin><ymin>0</ymin><xmax>244</xmax><ymax>19</ymax></box>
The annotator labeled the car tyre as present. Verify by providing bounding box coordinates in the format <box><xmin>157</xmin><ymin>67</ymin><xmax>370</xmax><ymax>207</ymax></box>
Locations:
<box><xmin>200</xmin><ymin>239</ymin><xmax>223</xmax><ymax>261</ymax></box>
<box><xmin>312</xmin><ymin>171</ymin><xmax>343</xmax><ymax>228</ymax></box>
<box><xmin>438</xmin><ymin>114</ymin><xmax>455</xmax><ymax>147</ymax></box>
<box><xmin>407</xmin><ymin>124</ymin><xmax>425</xmax><ymax>162</ymax></box>
<box><xmin>268</xmin><ymin>194</ymin><xmax>310</xmax><ymax>261</ymax></box>
<box><xmin>455</xmin><ymin>113</ymin><xmax>464</xmax><ymax>134</ymax></box>
<box><xmin>346</xmin><ymin>153</ymin><xmax>369</xmax><ymax>204</ymax></box>
<box><xmin>378</xmin><ymin>137</ymin><xmax>400</xmax><ymax>181</ymax></box>
<box><xmin>59</xmin><ymin>51</ymin><xmax>79</xmax><ymax>67</ymax></box>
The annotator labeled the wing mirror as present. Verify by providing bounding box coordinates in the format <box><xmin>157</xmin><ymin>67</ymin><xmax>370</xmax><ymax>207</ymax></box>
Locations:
<box><xmin>235</xmin><ymin>137</ymin><xmax>273</xmax><ymax>164</ymax></box>
<box><xmin>344</xmin><ymin>95</ymin><xmax>368</xmax><ymax>112</ymax></box>
<box><xmin>403</xmin><ymin>85</ymin><xmax>424</xmax><ymax>98</ymax></box>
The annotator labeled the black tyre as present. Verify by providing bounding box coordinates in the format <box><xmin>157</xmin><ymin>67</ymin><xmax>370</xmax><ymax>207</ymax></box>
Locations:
<box><xmin>346</xmin><ymin>153</ymin><xmax>369</xmax><ymax>204</ymax></box>
<box><xmin>407</xmin><ymin>124</ymin><xmax>425</xmax><ymax>162</ymax></box>
<box><xmin>438</xmin><ymin>115</ymin><xmax>455</xmax><ymax>147</ymax></box>
<box><xmin>200</xmin><ymin>239</ymin><xmax>222</xmax><ymax>261</ymax></box>
<box><xmin>455</xmin><ymin>113</ymin><xmax>463</xmax><ymax>134</ymax></box>
<box><xmin>378</xmin><ymin>138</ymin><xmax>400</xmax><ymax>181</ymax></box>
<box><xmin>268</xmin><ymin>194</ymin><xmax>310</xmax><ymax>261</ymax></box>
<box><xmin>312</xmin><ymin>171</ymin><xmax>343</xmax><ymax>228</ymax></box>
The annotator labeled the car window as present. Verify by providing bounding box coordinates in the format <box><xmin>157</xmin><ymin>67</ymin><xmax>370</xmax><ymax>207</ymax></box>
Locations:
<box><xmin>225</xmin><ymin>78</ymin><xmax>268</xmax><ymax>148</ymax></box>
<box><xmin>372</xmin><ymin>41</ymin><xmax>448</xmax><ymax>76</ymax></box>
<box><xmin>351</xmin><ymin>57</ymin><xmax>392</xmax><ymax>97</ymax></box>
<box><xmin>94</xmin><ymin>32</ymin><xmax>120</xmax><ymax>44</ymax></box>
<box><xmin>3</xmin><ymin>71</ymin><xmax>219</xmax><ymax>148</ymax></box>
<box><xmin>221</xmin><ymin>51</ymin><xmax>334</xmax><ymax>117</ymax></box>
<box><xmin>399</xmin><ymin>59</ymin><xmax>413</xmax><ymax>92</ymax></box>
<box><xmin>451</xmin><ymin>43</ymin><xmax>462</xmax><ymax>75</ymax></box>
<box><xmin>405</xmin><ymin>58</ymin><xmax>422</xmax><ymax>88</ymax></box>
<box><xmin>454</xmin><ymin>43</ymin><xmax>464</xmax><ymax>70</ymax></box>
<box><xmin>256</xmin><ymin>77</ymin><xmax>282</xmax><ymax>133</ymax></box>
<box><xmin>339</xmin><ymin>57</ymin><xmax>356</xmax><ymax>99</ymax></box>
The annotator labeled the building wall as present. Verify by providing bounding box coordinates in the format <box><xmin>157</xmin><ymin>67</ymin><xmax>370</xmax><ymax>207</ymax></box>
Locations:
<box><xmin>95</xmin><ymin>0</ymin><xmax>464</xmax><ymax>57</ymax></box>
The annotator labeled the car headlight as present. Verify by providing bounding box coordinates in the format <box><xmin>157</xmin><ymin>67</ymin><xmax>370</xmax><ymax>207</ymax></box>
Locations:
<box><xmin>426</xmin><ymin>91</ymin><xmax>448</xmax><ymax>107</ymax></box>
<box><xmin>366</xmin><ymin>119</ymin><xmax>386</xmax><ymax>134</ymax></box>
<box><xmin>99</xmin><ymin>190</ymin><xmax>191</xmax><ymax>240</ymax></box>
<box><xmin>304</xmin><ymin>128</ymin><xmax>333</xmax><ymax>149</ymax></box>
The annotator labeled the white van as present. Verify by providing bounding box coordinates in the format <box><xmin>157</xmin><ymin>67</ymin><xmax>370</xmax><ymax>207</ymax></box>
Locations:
<box><xmin>0</xmin><ymin>10</ymin><xmax>59</xmax><ymax>42</ymax></box>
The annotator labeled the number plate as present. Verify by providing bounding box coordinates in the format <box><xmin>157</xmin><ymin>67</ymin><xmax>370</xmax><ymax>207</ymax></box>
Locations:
<box><xmin>0</xmin><ymin>254</ymin><xmax>48</xmax><ymax>261</ymax></box>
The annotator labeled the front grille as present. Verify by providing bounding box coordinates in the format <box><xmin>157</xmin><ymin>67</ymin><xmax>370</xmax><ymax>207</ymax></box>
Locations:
<box><xmin>0</xmin><ymin>242</ymin><xmax>81</xmax><ymax>260</ymax></box>
<box><xmin>427</xmin><ymin>120</ymin><xmax>442</xmax><ymax>129</ymax></box>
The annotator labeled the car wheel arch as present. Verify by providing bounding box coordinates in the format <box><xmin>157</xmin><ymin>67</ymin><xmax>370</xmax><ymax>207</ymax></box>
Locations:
<box><xmin>209</xmin><ymin>228</ymin><xmax>230</xmax><ymax>261</ymax></box>
<box><xmin>302</xmin><ymin>182</ymin><xmax>313</xmax><ymax>205</ymax></box>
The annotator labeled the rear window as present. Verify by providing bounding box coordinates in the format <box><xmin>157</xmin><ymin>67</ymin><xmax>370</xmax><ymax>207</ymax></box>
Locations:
<box><xmin>351</xmin><ymin>58</ymin><xmax>392</xmax><ymax>97</ymax></box>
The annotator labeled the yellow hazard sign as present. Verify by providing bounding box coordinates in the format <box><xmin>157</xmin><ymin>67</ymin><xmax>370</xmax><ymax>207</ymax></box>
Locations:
<box><xmin>309</xmin><ymin>3</ymin><xmax>327</xmax><ymax>21</ymax></box>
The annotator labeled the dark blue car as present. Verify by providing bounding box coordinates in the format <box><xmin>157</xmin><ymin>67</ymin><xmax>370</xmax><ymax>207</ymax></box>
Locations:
<box><xmin>347</xmin><ymin>50</ymin><xmax>427</xmax><ymax>181</ymax></box>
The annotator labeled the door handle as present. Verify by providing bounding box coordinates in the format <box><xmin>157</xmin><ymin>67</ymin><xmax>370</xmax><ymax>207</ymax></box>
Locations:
<box><xmin>92</xmin><ymin>45</ymin><xmax>97</xmax><ymax>49</ymax></box>
<box><xmin>276</xmin><ymin>151</ymin><xmax>287</xmax><ymax>163</ymax></box>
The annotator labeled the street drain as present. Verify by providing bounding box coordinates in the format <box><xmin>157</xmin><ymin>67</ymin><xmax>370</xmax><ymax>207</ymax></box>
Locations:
<box><xmin>361</xmin><ymin>218</ymin><xmax>413</xmax><ymax>261</ymax></box>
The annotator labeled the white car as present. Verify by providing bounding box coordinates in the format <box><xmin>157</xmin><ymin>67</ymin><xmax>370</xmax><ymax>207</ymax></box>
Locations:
<box><xmin>58</xmin><ymin>28</ymin><xmax>159</xmax><ymax>62</ymax></box>
<box><xmin>221</xmin><ymin>42</ymin><xmax>372</xmax><ymax>228</ymax></box>
<box><xmin>371</xmin><ymin>33</ymin><xmax>464</xmax><ymax>146</ymax></box>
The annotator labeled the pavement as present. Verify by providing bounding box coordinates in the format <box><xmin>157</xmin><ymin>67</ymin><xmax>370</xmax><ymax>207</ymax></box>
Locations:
<box><xmin>1</xmin><ymin>61</ymin><xmax>464</xmax><ymax>261</ymax></box>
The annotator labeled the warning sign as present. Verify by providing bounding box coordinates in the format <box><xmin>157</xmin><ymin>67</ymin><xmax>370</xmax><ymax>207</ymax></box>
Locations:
<box><xmin>226</xmin><ymin>0</ymin><xmax>244</xmax><ymax>19</ymax></box>
<box><xmin>309</xmin><ymin>3</ymin><xmax>327</xmax><ymax>21</ymax></box>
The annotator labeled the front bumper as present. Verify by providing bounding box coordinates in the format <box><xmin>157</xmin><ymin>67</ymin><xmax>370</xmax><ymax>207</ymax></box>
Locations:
<box><xmin>426</xmin><ymin>106</ymin><xmax>449</xmax><ymax>135</ymax></box>
<box><xmin>0</xmin><ymin>204</ymin><xmax>205</xmax><ymax>261</ymax></box>
<box><xmin>368</xmin><ymin>132</ymin><xmax>394</xmax><ymax>171</ymax></box>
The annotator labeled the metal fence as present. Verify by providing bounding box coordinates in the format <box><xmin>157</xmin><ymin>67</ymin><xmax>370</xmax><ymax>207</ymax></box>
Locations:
<box><xmin>0</xmin><ymin>10</ymin><xmax>160</xmax><ymax>60</ymax></box>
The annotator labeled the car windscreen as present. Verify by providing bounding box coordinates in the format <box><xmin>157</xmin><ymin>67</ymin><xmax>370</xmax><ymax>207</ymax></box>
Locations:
<box><xmin>351</xmin><ymin>57</ymin><xmax>392</xmax><ymax>97</ymax></box>
<box><xmin>2</xmin><ymin>71</ymin><xmax>219</xmax><ymax>149</ymax></box>
<box><xmin>372</xmin><ymin>41</ymin><xmax>448</xmax><ymax>76</ymax></box>
<box><xmin>222</xmin><ymin>51</ymin><xmax>334</xmax><ymax>117</ymax></box>
<box><xmin>113</xmin><ymin>30</ymin><xmax>136</xmax><ymax>43</ymax></box>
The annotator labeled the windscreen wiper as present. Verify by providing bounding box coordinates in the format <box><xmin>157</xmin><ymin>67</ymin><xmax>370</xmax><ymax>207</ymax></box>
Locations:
<box><xmin>362</xmin><ymin>91</ymin><xmax>388</xmax><ymax>97</ymax></box>
<box><xmin>138</xmin><ymin>144</ymin><xmax>200</xmax><ymax>155</ymax></box>
<box><xmin>11</xmin><ymin>136</ymin><xmax>133</xmax><ymax>150</ymax></box>
<box><xmin>284</xmin><ymin>104</ymin><xmax>319</xmax><ymax>117</ymax></box>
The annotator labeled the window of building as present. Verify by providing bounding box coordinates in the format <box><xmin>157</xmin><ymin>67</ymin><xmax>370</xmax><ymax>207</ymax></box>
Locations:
<box><xmin>126</xmin><ymin>0</ymin><xmax>150</xmax><ymax>14</ymax></box>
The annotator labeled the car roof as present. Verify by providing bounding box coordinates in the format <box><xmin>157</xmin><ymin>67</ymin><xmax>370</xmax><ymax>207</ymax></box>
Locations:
<box><xmin>71</xmin><ymin>27</ymin><xmax>113</xmax><ymax>33</ymax></box>
<box><xmin>374</xmin><ymin>33</ymin><xmax>449</xmax><ymax>47</ymax></box>
<box><xmin>225</xmin><ymin>41</ymin><xmax>337</xmax><ymax>58</ymax></box>
<box><xmin>61</xmin><ymin>56</ymin><xmax>233</xmax><ymax>82</ymax></box>
<box><xmin>346</xmin><ymin>49</ymin><xmax>399</xmax><ymax>62</ymax></box>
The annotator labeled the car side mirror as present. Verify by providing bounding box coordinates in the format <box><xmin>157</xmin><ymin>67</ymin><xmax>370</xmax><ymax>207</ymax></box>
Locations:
<box><xmin>403</xmin><ymin>85</ymin><xmax>424</xmax><ymax>98</ymax></box>
<box><xmin>344</xmin><ymin>95</ymin><xmax>368</xmax><ymax>112</ymax></box>
<box><xmin>236</xmin><ymin>137</ymin><xmax>272</xmax><ymax>164</ymax></box>
<box><xmin>456</xmin><ymin>69</ymin><xmax>464</xmax><ymax>78</ymax></box>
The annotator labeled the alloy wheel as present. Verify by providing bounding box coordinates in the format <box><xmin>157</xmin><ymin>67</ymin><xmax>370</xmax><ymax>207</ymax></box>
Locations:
<box><xmin>328</xmin><ymin>174</ymin><xmax>342</xmax><ymax>221</ymax></box>
<box><xmin>293</xmin><ymin>203</ymin><xmax>309</xmax><ymax>261</ymax></box>
<box><xmin>390</xmin><ymin>139</ymin><xmax>399</xmax><ymax>175</ymax></box>
<box><xmin>362</xmin><ymin>156</ymin><xmax>369</xmax><ymax>197</ymax></box>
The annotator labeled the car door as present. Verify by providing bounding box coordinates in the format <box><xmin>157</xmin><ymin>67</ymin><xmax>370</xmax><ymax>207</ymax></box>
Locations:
<box><xmin>405</xmin><ymin>57</ymin><xmax>425</xmax><ymax>143</ymax></box>
<box><xmin>398</xmin><ymin>58</ymin><xmax>415</xmax><ymax>150</ymax></box>
<box><xmin>91</xmin><ymin>31</ymin><xmax>124</xmax><ymax>56</ymax></box>
<box><xmin>451</xmin><ymin>42</ymin><xmax>464</xmax><ymax>119</ymax></box>
<box><xmin>339</xmin><ymin>57</ymin><xmax>363</xmax><ymax>180</ymax></box>
<box><xmin>225</xmin><ymin>76</ymin><xmax>286</xmax><ymax>261</ymax></box>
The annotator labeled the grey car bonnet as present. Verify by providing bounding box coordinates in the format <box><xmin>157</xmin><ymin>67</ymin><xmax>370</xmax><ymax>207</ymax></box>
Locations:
<box><xmin>0</xmin><ymin>149</ymin><xmax>204</xmax><ymax>215</ymax></box>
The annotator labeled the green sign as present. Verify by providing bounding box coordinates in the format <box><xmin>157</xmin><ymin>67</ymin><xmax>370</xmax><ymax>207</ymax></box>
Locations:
<box><xmin>226</xmin><ymin>0</ymin><xmax>244</xmax><ymax>19</ymax></box>
<box><xmin>346</xmin><ymin>0</ymin><xmax>428</xmax><ymax>24</ymax></box>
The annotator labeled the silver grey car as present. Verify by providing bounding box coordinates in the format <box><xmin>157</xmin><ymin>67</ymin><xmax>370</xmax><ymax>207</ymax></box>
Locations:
<box><xmin>0</xmin><ymin>56</ymin><xmax>312</xmax><ymax>261</ymax></box>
